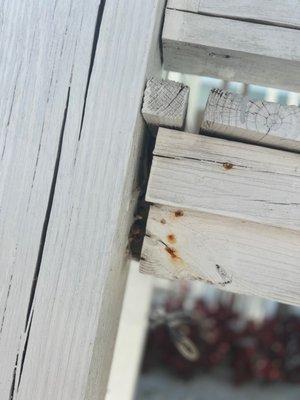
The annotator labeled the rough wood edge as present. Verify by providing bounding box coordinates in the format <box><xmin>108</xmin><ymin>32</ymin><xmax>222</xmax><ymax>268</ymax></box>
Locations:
<box><xmin>201</xmin><ymin>89</ymin><xmax>300</xmax><ymax>153</ymax></box>
<box><xmin>142</xmin><ymin>77</ymin><xmax>189</xmax><ymax>129</ymax></box>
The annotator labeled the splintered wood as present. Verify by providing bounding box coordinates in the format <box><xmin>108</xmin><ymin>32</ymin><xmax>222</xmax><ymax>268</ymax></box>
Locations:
<box><xmin>140</xmin><ymin>128</ymin><xmax>300</xmax><ymax>305</ymax></box>
<box><xmin>202</xmin><ymin>89</ymin><xmax>300</xmax><ymax>152</ymax></box>
<box><xmin>142</xmin><ymin>77</ymin><xmax>189</xmax><ymax>129</ymax></box>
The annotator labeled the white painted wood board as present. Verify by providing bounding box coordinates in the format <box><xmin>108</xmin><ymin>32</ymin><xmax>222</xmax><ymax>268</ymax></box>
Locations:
<box><xmin>167</xmin><ymin>0</ymin><xmax>300</xmax><ymax>29</ymax></box>
<box><xmin>202</xmin><ymin>89</ymin><xmax>300</xmax><ymax>152</ymax></box>
<box><xmin>140</xmin><ymin>204</ymin><xmax>300</xmax><ymax>306</ymax></box>
<box><xmin>147</xmin><ymin>128</ymin><xmax>300</xmax><ymax>231</ymax></box>
<box><xmin>162</xmin><ymin>9</ymin><xmax>300</xmax><ymax>91</ymax></box>
<box><xmin>0</xmin><ymin>1</ymin><xmax>164</xmax><ymax>400</ymax></box>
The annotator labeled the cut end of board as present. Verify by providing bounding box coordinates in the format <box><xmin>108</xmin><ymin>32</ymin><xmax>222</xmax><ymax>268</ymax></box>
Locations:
<box><xmin>201</xmin><ymin>89</ymin><xmax>300</xmax><ymax>153</ymax></box>
<box><xmin>142</xmin><ymin>77</ymin><xmax>189</xmax><ymax>129</ymax></box>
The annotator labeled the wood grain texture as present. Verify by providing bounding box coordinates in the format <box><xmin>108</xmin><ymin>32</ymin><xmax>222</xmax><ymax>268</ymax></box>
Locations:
<box><xmin>162</xmin><ymin>9</ymin><xmax>300</xmax><ymax>91</ymax></box>
<box><xmin>201</xmin><ymin>89</ymin><xmax>300</xmax><ymax>152</ymax></box>
<box><xmin>0</xmin><ymin>1</ymin><xmax>164</xmax><ymax>400</ymax></box>
<box><xmin>142</xmin><ymin>77</ymin><xmax>189</xmax><ymax>128</ymax></box>
<box><xmin>167</xmin><ymin>0</ymin><xmax>300</xmax><ymax>29</ymax></box>
<box><xmin>140</xmin><ymin>204</ymin><xmax>300</xmax><ymax>306</ymax></box>
<box><xmin>147</xmin><ymin>128</ymin><xmax>300</xmax><ymax>231</ymax></box>
<box><xmin>0</xmin><ymin>1</ymin><xmax>101</xmax><ymax>398</ymax></box>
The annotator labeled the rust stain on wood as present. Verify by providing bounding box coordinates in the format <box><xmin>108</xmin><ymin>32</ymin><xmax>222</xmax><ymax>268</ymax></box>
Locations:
<box><xmin>165</xmin><ymin>245</ymin><xmax>183</xmax><ymax>264</ymax></box>
<box><xmin>167</xmin><ymin>233</ymin><xmax>176</xmax><ymax>244</ymax></box>
<box><xmin>174</xmin><ymin>209</ymin><xmax>184</xmax><ymax>217</ymax></box>
<box><xmin>223</xmin><ymin>162</ymin><xmax>233</xmax><ymax>170</ymax></box>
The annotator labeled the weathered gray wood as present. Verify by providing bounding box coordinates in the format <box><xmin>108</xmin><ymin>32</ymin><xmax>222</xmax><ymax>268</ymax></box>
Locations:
<box><xmin>140</xmin><ymin>204</ymin><xmax>300</xmax><ymax>306</ymax></box>
<box><xmin>142</xmin><ymin>77</ymin><xmax>189</xmax><ymax>129</ymax></box>
<box><xmin>0</xmin><ymin>1</ymin><xmax>164</xmax><ymax>400</ymax></box>
<box><xmin>0</xmin><ymin>2</ymin><xmax>100</xmax><ymax>398</ymax></box>
<box><xmin>167</xmin><ymin>0</ymin><xmax>300</xmax><ymax>29</ymax></box>
<box><xmin>201</xmin><ymin>89</ymin><xmax>300</xmax><ymax>152</ymax></box>
<box><xmin>147</xmin><ymin>128</ymin><xmax>300</xmax><ymax>231</ymax></box>
<box><xmin>162</xmin><ymin>9</ymin><xmax>300</xmax><ymax>91</ymax></box>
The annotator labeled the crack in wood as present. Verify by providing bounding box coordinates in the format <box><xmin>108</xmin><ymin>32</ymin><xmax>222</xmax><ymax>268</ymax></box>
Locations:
<box><xmin>24</xmin><ymin>86</ymin><xmax>71</xmax><ymax>330</ymax></box>
<box><xmin>78</xmin><ymin>0</ymin><xmax>106</xmax><ymax>141</ymax></box>
<box><xmin>8</xmin><ymin>84</ymin><xmax>72</xmax><ymax>400</ymax></box>
<box><xmin>0</xmin><ymin>274</ymin><xmax>13</xmax><ymax>335</ymax></box>
<box><xmin>166</xmin><ymin>3</ymin><xmax>300</xmax><ymax>31</ymax></box>
<box><xmin>155</xmin><ymin>153</ymin><xmax>246</xmax><ymax>169</ymax></box>
<box><xmin>203</xmin><ymin>89</ymin><xmax>300</xmax><ymax>152</ymax></box>
<box><xmin>2</xmin><ymin>63</ymin><xmax>22</xmax><ymax>160</ymax></box>
<box><xmin>9</xmin><ymin>354</ymin><xmax>19</xmax><ymax>400</ymax></box>
<box><xmin>16</xmin><ymin>312</ymin><xmax>34</xmax><ymax>392</ymax></box>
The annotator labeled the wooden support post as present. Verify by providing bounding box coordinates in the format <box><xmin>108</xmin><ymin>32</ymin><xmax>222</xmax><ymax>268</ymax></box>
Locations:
<box><xmin>201</xmin><ymin>89</ymin><xmax>300</xmax><ymax>153</ymax></box>
<box><xmin>140</xmin><ymin>128</ymin><xmax>300</xmax><ymax>306</ymax></box>
<box><xmin>162</xmin><ymin>7</ymin><xmax>300</xmax><ymax>91</ymax></box>
<box><xmin>142</xmin><ymin>77</ymin><xmax>189</xmax><ymax>129</ymax></box>
<box><xmin>0</xmin><ymin>1</ymin><xmax>165</xmax><ymax>399</ymax></box>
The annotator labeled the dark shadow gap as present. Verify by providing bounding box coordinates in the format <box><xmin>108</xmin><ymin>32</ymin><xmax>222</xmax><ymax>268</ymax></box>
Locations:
<box><xmin>78</xmin><ymin>0</ymin><xmax>107</xmax><ymax>141</ymax></box>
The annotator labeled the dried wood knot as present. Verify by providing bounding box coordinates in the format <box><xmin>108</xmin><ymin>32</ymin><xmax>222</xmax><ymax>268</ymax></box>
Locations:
<box><xmin>223</xmin><ymin>162</ymin><xmax>233</xmax><ymax>170</ymax></box>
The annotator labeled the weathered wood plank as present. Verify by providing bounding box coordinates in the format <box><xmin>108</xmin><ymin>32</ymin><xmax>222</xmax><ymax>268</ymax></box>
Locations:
<box><xmin>0</xmin><ymin>1</ymin><xmax>102</xmax><ymax>398</ymax></box>
<box><xmin>201</xmin><ymin>89</ymin><xmax>300</xmax><ymax>152</ymax></box>
<box><xmin>162</xmin><ymin>9</ymin><xmax>300</xmax><ymax>91</ymax></box>
<box><xmin>147</xmin><ymin>128</ymin><xmax>300</xmax><ymax>231</ymax></box>
<box><xmin>140</xmin><ymin>204</ymin><xmax>300</xmax><ymax>306</ymax></box>
<box><xmin>142</xmin><ymin>77</ymin><xmax>189</xmax><ymax>129</ymax></box>
<box><xmin>167</xmin><ymin>0</ymin><xmax>300</xmax><ymax>29</ymax></box>
<box><xmin>0</xmin><ymin>1</ymin><xmax>164</xmax><ymax>400</ymax></box>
